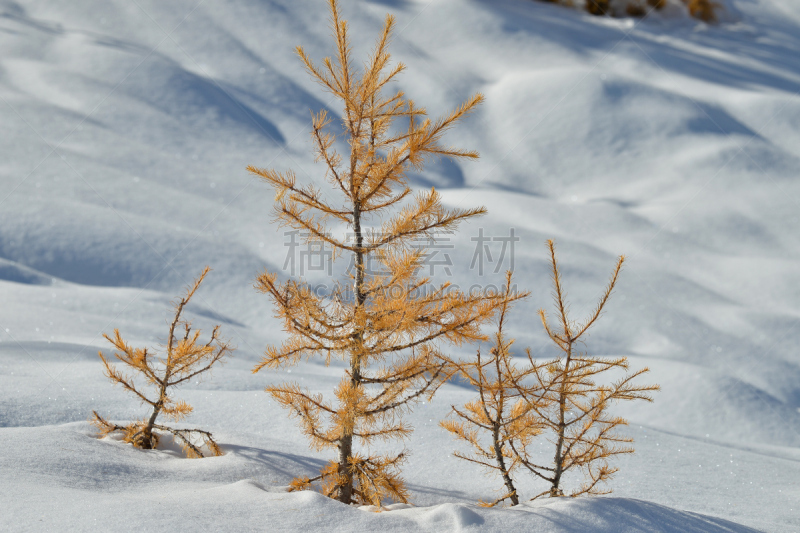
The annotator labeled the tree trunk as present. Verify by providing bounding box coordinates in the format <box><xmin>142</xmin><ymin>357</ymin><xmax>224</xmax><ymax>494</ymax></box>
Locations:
<box><xmin>140</xmin><ymin>380</ymin><xmax>168</xmax><ymax>450</ymax></box>
<box><xmin>337</xmin><ymin>432</ymin><xmax>354</xmax><ymax>502</ymax></box>
<box><xmin>550</xmin><ymin>344</ymin><xmax>572</xmax><ymax>497</ymax></box>
<box><xmin>139</xmin><ymin>403</ymin><xmax>161</xmax><ymax>449</ymax></box>
<box><xmin>337</xmin><ymin>200</ymin><xmax>365</xmax><ymax>504</ymax></box>
<box><xmin>492</xmin><ymin>423</ymin><xmax>519</xmax><ymax>506</ymax></box>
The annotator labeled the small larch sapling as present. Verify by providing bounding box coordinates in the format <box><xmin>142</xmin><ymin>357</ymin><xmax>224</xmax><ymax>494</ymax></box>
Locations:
<box><xmin>92</xmin><ymin>267</ymin><xmax>233</xmax><ymax>458</ymax></box>
<box><xmin>441</xmin><ymin>272</ymin><xmax>541</xmax><ymax>507</ymax></box>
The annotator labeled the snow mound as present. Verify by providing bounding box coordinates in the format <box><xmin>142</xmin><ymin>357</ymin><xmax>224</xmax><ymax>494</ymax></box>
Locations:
<box><xmin>0</xmin><ymin>423</ymin><xmax>764</xmax><ymax>532</ymax></box>
<box><xmin>0</xmin><ymin>258</ymin><xmax>53</xmax><ymax>285</ymax></box>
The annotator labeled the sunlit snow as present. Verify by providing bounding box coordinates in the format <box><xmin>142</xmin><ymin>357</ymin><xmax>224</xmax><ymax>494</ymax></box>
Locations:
<box><xmin>1</xmin><ymin>0</ymin><xmax>799</xmax><ymax>531</ymax></box>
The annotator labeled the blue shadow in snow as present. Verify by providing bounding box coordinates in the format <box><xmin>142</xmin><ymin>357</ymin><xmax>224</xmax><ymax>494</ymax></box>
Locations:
<box><xmin>528</xmin><ymin>497</ymin><xmax>765</xmax><ymax>533</ymax></box>
<box><xmin>224</xmin><ymin>444</ymin><xmax>327</xmax><ymax>480</ymax></box>
<box><xmin>0</xmin><ymin>259</ymin><xmax>53</xmax><ymax>285</ymax></box>
<box><xmin>601</xmin><ymin>81</ymin><xmax>761</xmax><ymax>138</ymax></box>
<box><xmin>408</xmin><ymin>156</ymin><xmax>466</xmax><ymax>189</ymax></box>
<box><xmin>154</xmin><ymin>68</ymin><xmax>286</xmax><ymax>144</ymax></box>
<box><xmin>482</xmin><ymin>0</ymin><xmax>800</xmax><ymax>95</ymax></box>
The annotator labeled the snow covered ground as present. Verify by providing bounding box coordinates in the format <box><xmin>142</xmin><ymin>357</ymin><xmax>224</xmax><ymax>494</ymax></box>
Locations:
<box><xmin>1</xmin><ymin>0</ymin><xmax>799</xmax><ymax>530</ymax></box>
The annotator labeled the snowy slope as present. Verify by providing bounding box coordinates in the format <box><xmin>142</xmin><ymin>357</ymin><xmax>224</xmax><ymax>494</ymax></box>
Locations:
<box><xmin>1</xmin><ymin>0</ymin><xmax>799</xmax><ymax>531</ymax></box>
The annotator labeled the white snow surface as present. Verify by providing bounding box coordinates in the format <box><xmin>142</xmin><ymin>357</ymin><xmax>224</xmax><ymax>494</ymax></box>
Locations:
<box><xmin>1</xmin><ymin>0</ymin><xmax>799</xmax><ymax>531</ymax></box>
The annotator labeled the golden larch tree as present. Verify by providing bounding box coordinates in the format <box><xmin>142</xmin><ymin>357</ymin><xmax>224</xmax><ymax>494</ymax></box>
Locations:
<box><xmin>683</xmin><ymin>0</ymin><xmax>719</xmax><ymax>22</ymax></box>
<box><xmin>248</xmin><ymin>0</ymin><xmax>505</xmax><ymax>506</ymax></box>
<box><xmin>92</xmin><ymin>267</ymin><xmax>233</xmax><ymax>458</ymax></box>
<box><xmin>517</xmin><ymin>240</ymin><xmax>659</xmax><ymax>497</ymax></box>
<box><xmin>535</xmin><ymin>0</ymin><xmax>717</xmax><ymax>21</ymax></box>
<box><xmin>440</xmin><ymin>272</ymin><xmax>545</xmax><ymax>507</ymax></box>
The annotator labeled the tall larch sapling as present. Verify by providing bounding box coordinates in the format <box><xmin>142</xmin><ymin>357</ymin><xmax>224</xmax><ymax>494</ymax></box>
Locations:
<box><xmin>249</xmin><ymin>0</ymin><xmax>507</xmax><ymax>506</ymax></box>
<box><xmin>517</xmin><ymin>240</ymin><xmax>659</xmax><ymax>497</ymax></box>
